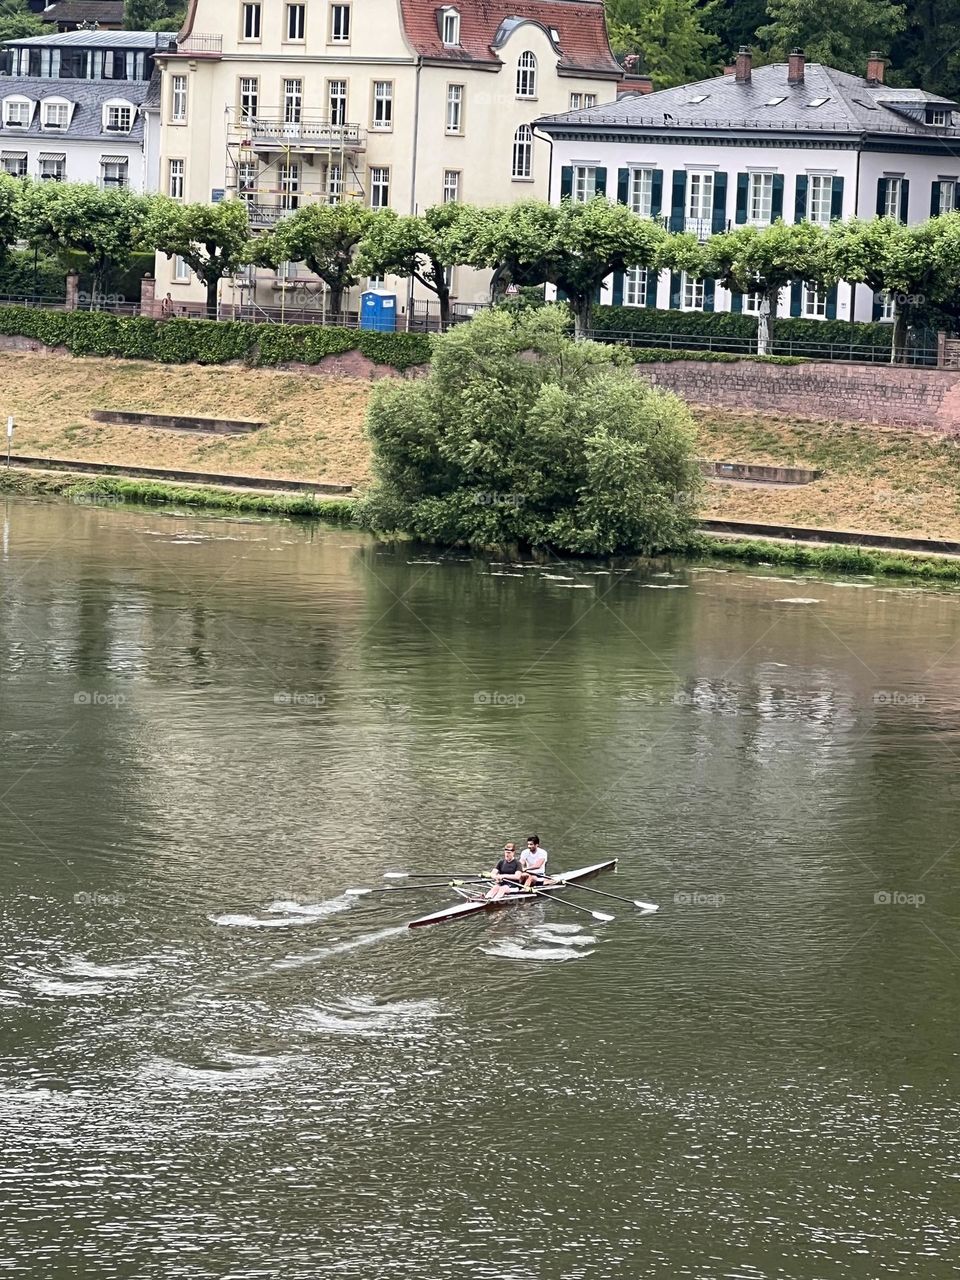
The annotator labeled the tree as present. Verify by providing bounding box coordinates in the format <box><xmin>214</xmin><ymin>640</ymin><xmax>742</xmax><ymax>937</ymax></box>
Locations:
<box><xmin>124</xmin><ymin>0</ymin><xmax>187</xmax><ymax>31</ymax></box>
<box><xmin>467</xmin><ymin>198</ymin><xmax>667</xmax><ymax>338</ymax></box>
<box><xmin>19</xmin><ymin>181</ymin><xmax>151</xmax><ymax>300</ymax></box>
<box><xmin>255</xmin><ymin>201</ymin><xmax>376</xmax><ymax>317</ymax></box>
<box><xmin>756</xmin><ymin>0</ymin><xmax>905</xmax><ymax>74</ymax></box>
<box><xmin>0</xmin><ymin>173</ymin><xmax>23</xmax><ymax>265</ymax></box>
<box><xmin>358</xmin><ymin>307</ymin><xmax>702</xmax><ymax>555</ymax></box>
<box><xmin>605</xmin><ymin>0</ymin><xmax>720</xmax><ymax>87</ymax></box>
<box><xmin>0</xmin><ymin>2</ymin><xmax>45</xmax><ymax>42</ymax></box>
<box><xmin>356</xmin><ymin>203</ymin><xmax>477</xmax><ymax>329</ymax></box>
<box><xmin>891</xmin><ymin>0</ymin><xmax>960</xmax><ymax>99</ymax></box>
<box><xmin>146</xmin><ymin>197</ymin><xmax>251</xmax><ymax>313</ymax></box>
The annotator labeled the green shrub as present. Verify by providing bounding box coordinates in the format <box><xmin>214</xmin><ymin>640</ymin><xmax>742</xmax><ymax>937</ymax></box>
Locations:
<box><xmin>591</xmin><ymin>305</ymin><xmax>897</xmax><ymax>354</ymax></box>
<box><xmin>0</xmin><ymin>250</ymin><xmax>67</xmax><ymax>300</ymax></box>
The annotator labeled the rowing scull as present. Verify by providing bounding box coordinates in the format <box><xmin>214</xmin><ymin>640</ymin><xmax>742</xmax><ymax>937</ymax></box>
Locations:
<box><xmin>406</xmin><ymin>859</ymin><xmax>618</xmax><ymax>928</ymax></box>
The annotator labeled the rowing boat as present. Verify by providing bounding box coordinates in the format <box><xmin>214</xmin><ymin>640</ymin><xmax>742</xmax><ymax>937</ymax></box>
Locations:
<box><xmin>406</xmin><ymin>859</ymin><xmax>618</xmax><ymax>928</ymax></box>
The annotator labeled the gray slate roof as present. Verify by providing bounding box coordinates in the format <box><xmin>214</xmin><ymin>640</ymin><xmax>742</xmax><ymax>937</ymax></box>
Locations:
<box><xmin>537</xmin><ymin>62</ymin><xmax>960</xmax><ymax>140</ymax></box>
<box><xmin>0</xmin><ymin>76</ymin><xmax>148</xmax><ymax>142</ymax></box>
<box><xmin>4</xmin><ymin>30</ymin><xmax>176</xmax><ymax>49</ymax></box>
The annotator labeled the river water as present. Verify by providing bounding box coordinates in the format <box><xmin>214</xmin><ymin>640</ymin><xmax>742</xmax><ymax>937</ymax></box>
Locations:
<box><xmin>1</xmin><ymin>495</ymin><xmax>958</xmax><ymax>1280</ymax></box>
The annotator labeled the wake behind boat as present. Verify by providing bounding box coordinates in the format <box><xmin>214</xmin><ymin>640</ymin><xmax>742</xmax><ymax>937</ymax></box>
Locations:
<box><xmin>407</xmin><ymin>859</ymin><xmax>620</xmax><ymax>928</ymax></box>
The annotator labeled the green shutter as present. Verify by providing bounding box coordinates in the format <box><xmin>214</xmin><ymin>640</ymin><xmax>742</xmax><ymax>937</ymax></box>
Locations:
<box><xmin>899</xmin><ymin>179</ymin><xmax>909</xmax><ymax>223</ymax></box>
<box><xmin>830</xmin><ymin>176</ymin><xmax>844</xmax><ymax>221</ymax></box>
<box><xmin>931</xmin><ymin>181</ymin><xmax>942</xmax><ymax>216</ymax></box>
<box><xmin>650</xmin><ymin>169</ymin><xmax>663</xmax><ymax>218</ymax></box>
<box><xmin>612</xmin><ymin>271</ymin><xmax>624</xmax><ymax>306</ymax></box>
<box><xmin>711</xmin><ymin>172</ymin><xmax>728</xmax><ymax>233</ymax></box>
<box><xmin>731</xmin><ymin>290</ymin><xmax>743</xmax><ymax>314</ymax></box>
<box><xmin>872</xmin><ymin>290</ymin><xmax>883</xmax><ymax>321</ymax></box>
<box><xmin>876</xmin><ymin>177</ymin><xmax>887</xmax><ymax>216</ymax></box>
<box><xmin>594</xmin><ymin>167</ymin><xmax>607</xmax><ymax>197</ymax></box>
<box><xmin>669</xmin><ymin>271</ymin><xmax>681</xmax><ymax>309</ymax></box>
<box><xmin>646</xmin><ymin>268</ymin><xmax>658</xmax><ymax>307</ymax></box>
<box><xmin>794</xmin><ymin>175</ymin><xmax>808</xmax><ymax>223</ymax></box>
<box><xmin>790</xmin><ymin>280</ymin><xmax>802</xmax><ymax>317</ymax></box>
<box><xmin>704</xmin><ymin>278</ymin><xmax>716</xmax><ymax>312</ymax></box>
<box><xmin>826</xmin><ymin>284</ymin><xmax>838</xmax><ymax>319</ymax></box>
<box><xmin>735</xmin><ymin>173</ymin><xmax>749</xmax><ymax>224</ymax></box>
<box><xmin>771</xmin><ymin>174</ymin><xmax>784</xmax><ymax>221</ymax></box>
<box><xmin>560</xmin><ymin>166</ymin><xmax>573</xmax><ymax>200</ymax></box>
<box><xmin>617</xmin><ymin>168</ymin><xmax>629</xmax><ymax>205</ymax></box>
<box><xmin>670</xmin><ymin>170</ymin><xmax>685</xmax><ymax>231</ymax></box>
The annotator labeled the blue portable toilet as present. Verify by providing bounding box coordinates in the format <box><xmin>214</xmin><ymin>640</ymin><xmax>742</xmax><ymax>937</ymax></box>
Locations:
<box><xmin>360</xmin><ymin>290</ymin><xmax>397</xmax><ymax>332</ymax></box>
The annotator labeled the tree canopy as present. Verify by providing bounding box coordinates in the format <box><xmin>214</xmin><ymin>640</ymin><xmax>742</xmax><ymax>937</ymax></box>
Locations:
<box><xmin>255</xmin><ymin>202</ymin><xmax>376</xmax><ymax>316</ymax></box>
<box><xmin>146</xmin><ymin>198</ymin><xmax>251</xmax><ymax>312</ymax></box>
<box><xmin>19</xmin><ymin>182</ymin><xmax>150</xmax><ymax>297</ymax></box>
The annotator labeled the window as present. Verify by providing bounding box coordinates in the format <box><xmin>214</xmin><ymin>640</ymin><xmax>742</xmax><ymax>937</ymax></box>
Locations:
<box><xmin>106</xmin><ymin>104</ymin><xmax>132</xmax><ymax>132</ymax></box>
<box><xmin>286</xmin><ymin>3</ymin><xmax>305</xmax><ymax>39</ymax></box>
<box><xmin>168</xmin><ymin>158</ymin><xmax>184</xmax><ymax>199</ymax></box>
<box><xmin>623</xmin><ymin>266</ymin><xmax>648</xmax><ymax>308</ymax></box>
<box><xmin>742</xmin><ymin>286</ymin><xmax>764</xmax><ymax>315</ymax></box>
<box><xmin>748</xmin><ymin>172</ymin><xmax>773</xmax><ymax>224</ymax></box>
<box><xmin>278</xmin><ymin>161</ymin><xmax>300</xmax><ymax>210</ymax></box>
<box><xmin>4</xmin><ymin>100</ymin><xmax>32</xmax><ymax>127</ymax></box>
<box><xmin>807</xmin><ymin>97</ymin><xmax>830</xmax><ymax>108</ymax></box>
<box><xmin>516</xmin><ymin>51</ymin><xmax>537</xmax><ymax>98</ymax></box>
<box><xmin>327</xmin><ymin>162</ymin><xmax>342</xmax><ymax>203</ymax></box>
<box><xmin>330</xmin><ymin>4</ymin><xmax>350</xmax><ymax>41</ymax></box>
<box><xmin>445</xmin><ymin>84</ymin><xmax>463</xmax><ymax>134</ymax></box>
<box><xmin>328</xmin><ymin>79</ymin><xmax>347</xmax><ymax>125</ymax></box>
<box><xmin>173</xmin><ymin>255</ymin><xmax>191</xmax><ymax>282</ymax></box>
<box><xmin>242</xmin><ymin>2</ymin><xmax>261</xmax><ymax>39</ymax></box>
<box><xmin>629</xmin><ymin>168</ymin><xmax>653</xmax><ymax>217</ymax></box>
<box><xmin>687</xmin><ymin>94</ymin><xmax>708</xmax><ymax>104</ymax></box>
<box><xmin>443</xmin><ymin>169</ymin><xmax>460</xmax><ymax>203</ymax></box>
<box><xmin>372</xmin><ymin>81</ymin><xmax>393</xmax><ymax>130</ymax></box>
<box><xmin>100</xmin><ymin>157</ymin><xmax>128</xmax><ymax>188</ymax></box>
<box><xmin>929</xmin><ymin>108</ymin><xmax>948</xmax><ymax>126</ymax></box>
<box><xmin>239</xmin><ymin>77</ymin><xmax>259</xmax><ymax>121</ymax></box>
<box><xmin>512</xmin><ymin>124</ymin><xmax>532</xmax><ymax>180</ymax></box>
<box><xmin>572</xmin><ymin>165</ymin><xmax>597</xmax><ymax>203</ymax></box>
<box><xmin>883</xmin><ymin>176</ymin><xmax>902</xmax><ymax>219</ymax></box>
<box><xmin>283</xmin><ymin>78</ymin><xmax>302</xmax><ymax>125</ymax></box>
<box><xmin>441</xmin><ymin>8</ymin><xmax>460</xmax><ymax>44</ymax></box>
<box><xmin>764</xmin><ymin>96</ymin><xmax>786</xmax><ymax>107</ymax></box>
<box><xmin>237</xmin><ymin>160</ymin><xmax>257</xmax><ymax>203</ymax></box>
<box><xmin>685</xmin><ymin>170</ymin><xmax>713</xmax><ymax>231</ymax></box>
<box><xmin>170</xmin><ymin>75</ymin><xmax>187</xmax><ymax>123</ymax></box>
<box><xmin>807</xmin><ymin>174</ymin><xmax>833</xmax><ymax>225</ymax></box>
<box><xmin>370</xmin><ymin>166</ymin><xmax>389</xmax><ymax>209</ymax></box>
<box><xmin>43</xmin><ymin>101</ymin><xmax>69</xmax><ymax>129</ymax></box>
<box><xmin>937</xmin><ymin>179</ymin><xmax>956</xmax><ymax>214</ymax></box>
<box><xmin>39</xmin><ymin>154</ymin><xmax>65</xmax><ymax>182</ymax></box>
<box><xmin>802</xmin><ymin>281</ymin><xmax>827</xmax><ymax>319</ymax></box>
<box><xmin>681</xmin><ymin>273</ymin><xmax>704</xmax><ymax>312</ymax></box>
<box><xmin>1</xmin><ymin>153</ymin><xmax>27</xmax><ymax>177</ymax></box>
<box><xmin>877</xmin><ymin>291</ymin><xmax>896</xmax><ymax>322</ymax></box>
<box><xmin>569</xmin><ymin>93</ymin><xmax>596</xmax><ymax>110</ymax></box>
<box><xmin>276</xmin><ymin>260</ymin><xmax>293</xmax><ymax>284</ymax></box>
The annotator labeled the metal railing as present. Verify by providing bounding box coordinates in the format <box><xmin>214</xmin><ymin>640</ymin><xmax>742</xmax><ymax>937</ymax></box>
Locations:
<box><xmin>585</xmin><ymin>326</ymin><xmax>939</xmax><ymax>366</ymax></box>
<box><xmin>244</xmin><ymin>117</ymin><xmax>365</xmax><ymax>150</ymax></box>
<box><xmin>170</xmin><ymin>34</ymin><xmax>223</xmax><ymax>56</ymax></box>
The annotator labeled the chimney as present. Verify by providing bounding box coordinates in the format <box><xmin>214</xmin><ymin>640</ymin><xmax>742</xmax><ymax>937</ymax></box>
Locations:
<box><xmin>788</xmin><ymin>48</ymin><xmax>805</xmax><ymax>86</ymax></box>
<box><xmin>866</xmin><ymin>51</ymin><xmax>886</xmax><ymax>85</ymax></box>
<box><xmin>735</xmin><ymin>46</ymin><xmax>752</xmax><ymax>84</ymax></box>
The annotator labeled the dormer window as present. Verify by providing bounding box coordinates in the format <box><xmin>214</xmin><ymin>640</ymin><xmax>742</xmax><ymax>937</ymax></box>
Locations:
<box><xmin>440</xmin><ymin>7</ymin><xmax>460</xmax><ymax>46</ymax></box>
<box><xmin>928</xmin><ymin>108</ymin><xmax>949</xmax><ymax>126</ymax></box>
<box><xmin>3</xmin><ymin>98</ymin><xmax>33</xmax><ymax>128</ymax></box>
<box><xmin>104</xmin><ymin>103</ymin><xmax>133</xmax><ymax>133</ymax></box>
<box><xmin>43</xmin><ymin>101</ymin><xmax>70</xmax><ymax>130</ymax></box>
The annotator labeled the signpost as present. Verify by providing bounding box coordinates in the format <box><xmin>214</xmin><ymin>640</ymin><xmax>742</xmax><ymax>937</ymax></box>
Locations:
<box><xmin>6</xmin><ymin>415</ymin><xmax>12</xmax><ymax>467</ymax></box>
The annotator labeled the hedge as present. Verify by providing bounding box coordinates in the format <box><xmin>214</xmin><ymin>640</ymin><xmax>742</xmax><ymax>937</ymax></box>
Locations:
<box><xmin>590</xmin><ymin>305</ymin><xmax>898</xmax><ymax>352</ymax></box>
<box><xmin>631</xmin><ymin>347</ymin><xmax>806</xmax><ymax>366</ymax></box>
<box><xmin>0</xmin><ymin>306</ymin><xmax>433</xmax><ymax>371</ymax></box>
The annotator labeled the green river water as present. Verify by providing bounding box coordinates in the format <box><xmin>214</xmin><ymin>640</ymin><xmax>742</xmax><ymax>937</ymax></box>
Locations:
<box><xmin>0</xmin><ymin>495</ymin><xmax>958</xmax><ymax>1280</ymax></box>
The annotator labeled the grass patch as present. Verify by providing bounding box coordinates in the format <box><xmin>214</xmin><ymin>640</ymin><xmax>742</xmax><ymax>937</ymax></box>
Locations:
<box><xmin>691</xmin><ymin>535</ymin><xmax>960</xmax><ymax>581</ymax></box>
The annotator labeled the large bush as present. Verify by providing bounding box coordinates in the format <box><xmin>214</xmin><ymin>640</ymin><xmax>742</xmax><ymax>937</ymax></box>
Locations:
<box><xmin>590</xmin><ymin>304</ymin><xmax>898</xmax><ymax>352</ymax></box>
<box><xmin>357</xmin><ymin>307</ymin><xmax>702</xmax><ymax>554</ymax></box>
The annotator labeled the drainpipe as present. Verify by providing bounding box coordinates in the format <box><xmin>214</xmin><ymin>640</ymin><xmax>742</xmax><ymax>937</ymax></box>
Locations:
<box><xmin>406</xmin><ymin>56</ymin><xmax>423</xmax><ymax>331</ymax></box>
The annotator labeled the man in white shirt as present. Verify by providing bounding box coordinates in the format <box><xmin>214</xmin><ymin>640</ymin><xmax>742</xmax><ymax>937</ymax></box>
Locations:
<box><xmin>520</xmin><ymin>834</ymin><xmax>551</xmax><ymax>890</ymax></box>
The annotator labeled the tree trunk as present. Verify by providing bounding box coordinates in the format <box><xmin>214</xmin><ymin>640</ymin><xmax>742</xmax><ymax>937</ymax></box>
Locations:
<box><xmin>329</xmin><ymin>284</ymin><xmax>344</xmax><ymax>319</ymax></box>
<box><xmin>891</xmin><ymin>308</ymin><xmax>907</xmax><ymax>365</ymax></box>
<box><xmin>437</xmin><ymin>285</ymin><xmax>451</xmax><ymax>332</ymax></box>
<box><xmin>205</xmin><ymin>274</ymin><xmax>219</xmax><ymax>318</ymax></box>
<box><xmin>572</xmin><ymin>292</ymin><xmax>592</xmax><ymax>340</ymax></box>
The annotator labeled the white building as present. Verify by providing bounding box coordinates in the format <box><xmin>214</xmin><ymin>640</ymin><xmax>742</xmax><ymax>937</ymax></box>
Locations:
<box><xmin>0</xmin><ymin>30</ymin><xmax>173</xmax><ymax>191</ymax></box>
<box><xmin>152</xmin><ymin>0</ymin><xmax>622</xmax><ymax>316</ymax></box>
<box><xmin>536</xmin><ymin>50</ymin><xmax>960</xmax><ymax>324</ymax></box>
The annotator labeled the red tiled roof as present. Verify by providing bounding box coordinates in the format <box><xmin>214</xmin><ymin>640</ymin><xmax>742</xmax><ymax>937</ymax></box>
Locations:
<box><xmin>398</xmin><ymin>0</ymin><xmax>621</xmax><ymax>77</ymax></box>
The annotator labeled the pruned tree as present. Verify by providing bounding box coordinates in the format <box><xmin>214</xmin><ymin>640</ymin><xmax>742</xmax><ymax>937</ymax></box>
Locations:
<box><xmin>255</xmin><ymin>201</ymin><xmax>377</xmax><ymax>317</ymax></box>
<box><xmin>146</xmin><ymin>197</ymin><xmax>251</xmax><ymax>314</ymax></box>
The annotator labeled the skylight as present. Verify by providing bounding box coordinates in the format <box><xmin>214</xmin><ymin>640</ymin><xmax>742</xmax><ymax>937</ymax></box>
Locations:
<box><xmin>764</xmin><ymin>96</ymin><xmax>786</xmax><ymax>106</ymax></box>
<box><xmin>851</xmin><ymin>96</ymin><xmax>879</xmax><ymax>110</ymax></box>
<box><xmin>807</xmin><ymin>97</ymin><xmax>830</xmax><ymax>108</ymax></box>
<box><xmin>687</xmin><ymin>94</ymin><xmax>709</xmax><ymax>104</ymax></box>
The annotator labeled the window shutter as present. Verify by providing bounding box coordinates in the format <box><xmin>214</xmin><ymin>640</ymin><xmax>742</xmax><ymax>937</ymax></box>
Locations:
<box><xmin>612</xmin><ymin>271</ymin><xmax>624</xmax><ymax>306</ymax></box>
<box><xmin>955</xmin><ymin>182</ymin><xmax>960</xmax><ymax>212</ymax></box>
<box><xmin>794</xmin><ymin>175</ymin><xmax>808</xmax><ymax>223</ymax></box>
<box><xmin>771</xmin><ymin>174</ymin><xmax>784</xmax><ymax>221</ymax></box>
<box><xmin>735</xmin><ymin>172</ymin><xmax>749</xmax><ymax>224</ymax></box>
<box><xmin>669</xmin><ymin>271</ymin><xmax>681</xmax><ymax>309</ymax></box>
<box><xmin>670</xmin><ymin>170</ymin><xmax>685</xmax><ymax>231</ymax></box>
<box><xmin>704</xmin><ymin>278</ymin><xmax>716</xmax><ymax>312</ymax></box>
<box><xmin>830</xmin><ymin>176</ymin><xmax>844</xmax><ymax>221</ymax></box>
<box><xmin>711</xmin><ymin>172</ymin><xmax>728</xmax><ymax>233</ymax></box>
<box><xmin>560</xmin><ymin>166</ymin><xmax>572</xmax><ymax>200</ymax></box>
<box><xmin>616</xmin><ymin>167</ymin><xmax>629</xmax><ymax>205</ymax></box>
<box><xmin>876</xmin><ymin>177</ymin><xmax>887</xmax><ymax>216</ymax></box>
<box><xmin>930</xmin><ymin>182</ymin><xmax>941</xmax><ymax>216</ymax></box>
<box><xmin>826</xmin><ymin>284</ymin><xmax>838</xmax><ymax>319</ymax></box>
<box><xmin>899</xmin><ymin>179</ymin><xmax>909</xmax><ymax>223</ymax></box>
<box><xmin>650</xmin><ymin>169</ymin><xmax>663</xmax><ymax>218</ymax></box>
<box><xmin>790</xmin><ymin>280</ymin><xmax>802</xmax><ymax>317</ymax></box>
<box><xmin>872</xmin><ymin>290</ymin><xmax>883</xmax><ymax>321</ymax></box>
<box><xmin>646</xmin><ymin>269</ymin><xmax>658</xmax><ymax>307</ymax></box>
<box><xmin>731</xmin><ymin>290</ymin><xmax>743</xmax><ymax>314</ymax></box>
<box><xmin>594</xmin><ymin>167</ymin><xmax>607</xmax><ymax>197</ymax></box>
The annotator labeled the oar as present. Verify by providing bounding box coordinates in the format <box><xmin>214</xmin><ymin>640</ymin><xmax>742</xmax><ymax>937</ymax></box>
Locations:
<box><xmin>549</xmin><ymin>879</ymin><xmax>659</xmax><ymax>913</ymax></box>
<box><xmin>523</xmin><ymin>884</ymin><xmax>614</xmax><ymax>923</ymax></box>
<box><xmin>384</xmin><ymin>870</ymin><xmax>489</xmax><ymax>880</ymax></box>
<box><xmin>346</xmin><ymin>879</ymin><xmax>482</xmax><ymax>897</ymax></box>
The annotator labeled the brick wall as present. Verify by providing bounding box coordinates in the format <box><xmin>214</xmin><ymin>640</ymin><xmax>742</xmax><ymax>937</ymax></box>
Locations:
<box><xmin>636</xmin><ymin>360</ymin><xmax>960</xmax><ymax>433</ymax></box>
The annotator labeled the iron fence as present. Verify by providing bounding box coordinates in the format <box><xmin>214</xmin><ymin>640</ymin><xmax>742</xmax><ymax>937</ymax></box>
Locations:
<box><xmin>585</xmin><ymin>326</ymin><xmax>939</xmax><ymax>366</ymax></box>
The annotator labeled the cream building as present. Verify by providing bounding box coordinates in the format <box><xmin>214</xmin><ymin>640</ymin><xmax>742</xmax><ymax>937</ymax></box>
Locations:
<box><xmin>153</xmin><ymin>0</ymin><xmax>621</xmax><ymax>317</ymax></box>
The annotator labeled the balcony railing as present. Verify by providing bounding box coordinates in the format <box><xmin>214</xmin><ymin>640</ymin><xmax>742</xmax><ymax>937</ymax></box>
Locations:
<box><xmin>169</xmin><ymin>34</ymin><xmax>223</xmax><ymax>57</ymax></box>
<box><xmin>240</xmin><ymin>116</ymin><xmax>366</xmax><ymax>152</ymax></box>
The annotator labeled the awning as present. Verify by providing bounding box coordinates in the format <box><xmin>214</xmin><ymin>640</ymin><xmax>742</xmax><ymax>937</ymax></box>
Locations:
<box><xmin>99</xmin><ymin>155</ymin><xmax>129</xmax><ymax>165</ymax></box>
<box><xmin>38</xmin><ymin>152</ymin><xmax>65</xmax><ymax>162</ymax></box>
<box><xmin>1</xmin><ymin>151</ymin><xmax>26</xmax><ymax>161</ymax></box>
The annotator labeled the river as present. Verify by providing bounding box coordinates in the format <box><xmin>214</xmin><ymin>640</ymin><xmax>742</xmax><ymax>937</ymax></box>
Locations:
<box><xmin>1</xmin><ymin>495</ymin><xmax>958</xmax><ymax>1279</ymax></box>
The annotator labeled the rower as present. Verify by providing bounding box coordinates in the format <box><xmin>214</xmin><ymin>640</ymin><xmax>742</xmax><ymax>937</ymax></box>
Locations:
<box><xmin>519</xmin><ymin>834</ymin><xmax>551</xmax><ymax>890</ymax></box>
<box><xmin>486</xmin><ymin>843</ymin><xmax>521</xmax><ymax>899</ymax></box>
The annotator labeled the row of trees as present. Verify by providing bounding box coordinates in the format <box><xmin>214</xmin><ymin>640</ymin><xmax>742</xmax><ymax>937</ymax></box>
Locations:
<box><xmin>3</xmin><ymin>175</ymin><xmax>960</xmax><ymax>358</ymax></box>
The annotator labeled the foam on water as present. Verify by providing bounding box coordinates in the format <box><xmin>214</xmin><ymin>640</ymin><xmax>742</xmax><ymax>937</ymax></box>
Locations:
<box><xmin>211</xmin><ymin>894</ymin><xmax>356</xmax><ymax>928</ymax></box>
<box><xmin>480</xmin><ymin>940</ymin><xmax>594</xmax><ymax>961</ymax></box>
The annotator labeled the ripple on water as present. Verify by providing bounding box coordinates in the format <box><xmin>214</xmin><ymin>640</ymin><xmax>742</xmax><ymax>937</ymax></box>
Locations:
<box><xmin>209</xmin><ymin>893</ymin><xmax>356</xmax><ymax>928</ymax></box>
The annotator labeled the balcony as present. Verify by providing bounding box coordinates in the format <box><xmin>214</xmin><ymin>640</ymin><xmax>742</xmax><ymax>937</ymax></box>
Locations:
<box><xmin>239</xmin><ymin>116</ymin><xmax>366</xmax><ymax>154</ymax></box>
<box><xmin>167</xmin><ymin>34</ymin><xmax>223</xmax><ymax>58</ymax></box>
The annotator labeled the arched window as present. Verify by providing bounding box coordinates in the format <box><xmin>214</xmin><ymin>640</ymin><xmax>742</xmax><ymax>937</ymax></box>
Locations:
<box><xmin>512</xmin><ymin>124</ymin><xmax>532</xmax><ymax>180</ymax></box>
<box><xmin>516</xmin><ymin>51</ymin><xmax>537</xmax><ymax>99</ymax></box>
<box><xmin>440</xmin><ymin>7</ymin><xmax>460</xmax><ymax>45</ymax></box>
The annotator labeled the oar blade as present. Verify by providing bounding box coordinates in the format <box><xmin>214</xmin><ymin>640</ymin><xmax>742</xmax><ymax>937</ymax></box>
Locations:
<box><xmin>345</xmin><ymin>888</ymin><xmax>370</xmax><ymax>896</ymax></box>
<box><xmin>592</xmin><ymin>910</ymin><xmax>615</xmax><ymax>922</ymax></box>
<box><xmin>634</xmin><ymin>900</ymin><xmax>659</xmax><ymax>912</ymax></box>
<box><xmin>383</xmin><ymin>872</ymin><xmax>408</xmax><ymax>879</ymax></box>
